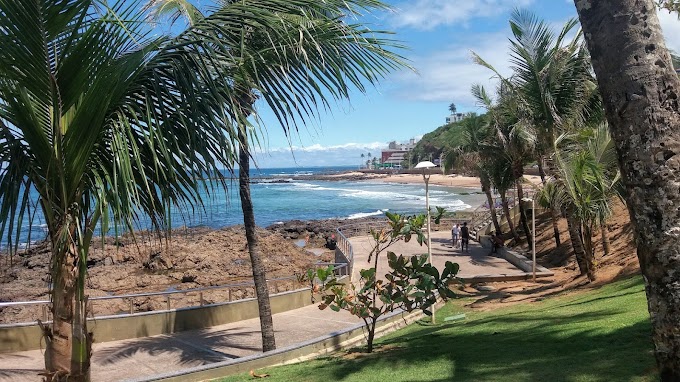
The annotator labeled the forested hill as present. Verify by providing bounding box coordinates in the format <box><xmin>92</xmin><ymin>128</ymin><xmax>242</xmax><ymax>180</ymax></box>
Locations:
<box><xmin>409</xmin><ymin>113</ymin><xmax>481</xmax><ymax>170</ymax></box>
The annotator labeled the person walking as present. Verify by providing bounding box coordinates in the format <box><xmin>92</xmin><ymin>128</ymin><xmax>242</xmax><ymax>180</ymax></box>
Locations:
<box><xmin>461</xmin><ymin>222</ymin><xmax>470</xmax><ymax>252</ymax></box>
<box><xmin>452</xmin><ymin>223</ymin><xmax>460</xmax><ymax>248</ymax></box>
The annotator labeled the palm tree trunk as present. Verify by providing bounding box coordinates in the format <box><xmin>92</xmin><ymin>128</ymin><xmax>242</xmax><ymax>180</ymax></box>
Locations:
<box><xmin>539</xmin><ymin>156</ymin><xmax>562</xmax><ymax>249</ymax></box>
<box><xmin>582</xmin><ymin>224</ymin><xmax>597</xmax><ymax>281</ymax></box>
<box><xmin>481</xmin><ymin>174</ymin><xmax>501</xmax><ymax>234</ymax></box>
<box><xmin>238</xmin><ymin>129</ymin><xmax>276</xmax><ymax>352</ymax></box>
<box><xmin>576</xmin><ymin>2</ymin><xmax>680</xmax><ymax>377</ymax></box>
<box><xmin>565</xmin><ymin>212</ymin><xmax>589</xmax><ymax>279</ymax></box>
<box><xmin>46</xmin><ymin>240</ymin><xmax>91</xmax><ymax>381</ymax></box>
<box><xmin>550</xmin><ymin>207</ymin><xmax>562</xmax><ymax>248</ymax></box>
<box><xmin>500</xmin><ymin>191</ymin><xmax>520</xmax><ymax>244</ymax></box>
<box><xmin>599</xmin><ymin>216</ymin><xmax>611</xmax><ymax>257</ymax></box>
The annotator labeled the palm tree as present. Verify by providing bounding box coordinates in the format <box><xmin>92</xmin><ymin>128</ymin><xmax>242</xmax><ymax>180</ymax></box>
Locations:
<box><xmin>448</xmin><ymin>114</ymin><xmax>502</xmax><ymax>235</ymax></box>
<box><xmin>576</xmin><ymin>1</ymin><xmax>680</xmax><ymax>376</ymax></box>
<box><xmin>449</xmin><ymin>102</ymin><xmax>457</xmax><ymax>114</ymax></box>
<box><xmin>144</xmin><ymin>0</ymin><xmax>408</xmax><ymax>353</ymax></box>
<box><xmin>473</xmin><ymin>10</ymin><xmax>601</xmax><ymax>250</ymax></box>
<box><xmin>361</xmin><ymin>153</ymin><xmax>366</xmax><ymax>168</ymax></box>
<box><xmin>471</xmin><ymin>83</ymin><xmax>536</xmax><ymax>247</ymax></box>
<box><xmin>0</xmin><ymin>0</ymin><xmax>272</xmax><ymax>378</ymax></box>
<box><xmin>1</xmin><ymin>0</ymin><xmax>407</xmax><ymax>379</ymax></box>
<box><xmin>489</xmin><ymin>155</ymin><xmax>521</xmax><ymax>244</ymax></box>
<box><xmin>551</xmin><ymin>124</ymin><xmax>620</xmax><ymax>281</ymax></box>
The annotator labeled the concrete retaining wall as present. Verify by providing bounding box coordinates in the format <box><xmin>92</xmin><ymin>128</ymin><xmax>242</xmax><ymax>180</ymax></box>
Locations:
<box><xmin>0</xmin><ymin>287</ymin><xmax>319</xmax><ymax>353</ymax></box>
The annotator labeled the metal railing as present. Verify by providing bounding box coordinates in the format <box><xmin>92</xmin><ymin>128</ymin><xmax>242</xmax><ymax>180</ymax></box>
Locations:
<box><xmin>0</xmin><ymin>262</ymin><xmax>347</xmax><ymax>326</ymax></box>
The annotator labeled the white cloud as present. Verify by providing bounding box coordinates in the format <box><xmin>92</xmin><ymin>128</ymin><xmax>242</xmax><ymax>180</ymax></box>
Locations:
<box><xmin>658</xmin><ymin>9</ymin><xmax>680</xmax><ymax>54</ymax></box>
<box><xmin>251</xmin><ymin>141</ymin><xmax>396</xmax><ymax>168</ymax></box>
<box><xmin>264</xmin><ymin>141</ymin><xmax>386</xmax><ymax>153</ymax></box>
<box><xmin>391</xmin><ymin>32</ymin><xmax>512</xmax><ymax>106</ymax></box>
<box><xmin>391</xmin><ymin>0</ymin><xmax>534</xmax><ymax>30</ymax></box>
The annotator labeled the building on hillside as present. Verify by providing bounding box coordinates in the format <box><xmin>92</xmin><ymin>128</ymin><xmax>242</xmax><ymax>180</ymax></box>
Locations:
<box><xmin>446</xmin><ymin>112</ymin><xmax>466</xmax><ymax>124</ymax></box>
<box><xmin>381</xmin><ymin>138</ymin><xmax>418</xmax><ymax>168</ymax></box>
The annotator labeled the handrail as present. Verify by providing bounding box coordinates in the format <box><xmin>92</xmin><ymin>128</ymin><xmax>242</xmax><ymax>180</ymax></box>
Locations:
<box><xmin>0</xmin><ymin>262</ymin><xmax>347</xmax><ymax>325</ymax></box>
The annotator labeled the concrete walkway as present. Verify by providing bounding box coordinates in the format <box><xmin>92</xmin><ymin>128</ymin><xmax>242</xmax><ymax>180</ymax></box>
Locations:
<box><xmin>0</xmin><ymin>235</ymin><xmax>522</xmax><ymax>382</ymax></box>
<box><xmin>349</xmin><ymin>229</ymin><xmax>526</xmax><ymax>282</ymax></box>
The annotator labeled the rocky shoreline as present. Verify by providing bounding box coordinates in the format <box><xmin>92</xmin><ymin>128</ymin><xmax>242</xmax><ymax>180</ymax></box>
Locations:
<box><xmin>0</xmin><ymin>214</ymin><xmax>391</xmax><ymax>324</ymax></box>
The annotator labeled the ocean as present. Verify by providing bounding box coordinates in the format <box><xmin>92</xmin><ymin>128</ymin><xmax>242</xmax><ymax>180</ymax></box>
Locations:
<box><xmin>4</xmin><ymin>166</ymin><xmax>487</xmax><ymax>247</ymax></box>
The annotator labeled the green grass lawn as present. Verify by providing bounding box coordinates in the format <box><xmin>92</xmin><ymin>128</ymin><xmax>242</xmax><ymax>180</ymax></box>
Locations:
<box><xmin>220</xmin><ymin>276</ymin><xmax>657</xmax><ymax>382</ymax></box>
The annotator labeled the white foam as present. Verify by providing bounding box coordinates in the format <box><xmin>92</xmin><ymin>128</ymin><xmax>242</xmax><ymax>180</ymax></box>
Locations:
<box><xmin>340</xmin><ymin>189</ymin><xmax>423</xmax><ymax>201</ymax></box>
<box><xmin>346</xmin><ymin>209</ymin><xmax>388</xmax><ymax>219</ymax></box>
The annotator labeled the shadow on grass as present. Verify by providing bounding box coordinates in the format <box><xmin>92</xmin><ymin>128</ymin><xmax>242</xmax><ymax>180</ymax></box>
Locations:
<box><xmin>300</xmin><ymin>276</ymin><xmax>656</xmax><ymax>382</ymax></box>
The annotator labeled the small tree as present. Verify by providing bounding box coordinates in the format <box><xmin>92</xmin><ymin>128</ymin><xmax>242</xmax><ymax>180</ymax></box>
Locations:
<box><xmin>449</xmin><ymin>102</ymin><xmax>457</xmax><ymax>114</ymax></box>
<box><xmin>313</xmin><ymin>210</ymin><xmax>458</xmax><ymax>352</ymax></box>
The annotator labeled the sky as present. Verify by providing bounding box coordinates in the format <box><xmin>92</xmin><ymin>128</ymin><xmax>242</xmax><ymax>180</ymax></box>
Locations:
<box><xmin>249</xmin><ymin>1</ymin><xmax>680</xmax><ymax>169</ymax></box>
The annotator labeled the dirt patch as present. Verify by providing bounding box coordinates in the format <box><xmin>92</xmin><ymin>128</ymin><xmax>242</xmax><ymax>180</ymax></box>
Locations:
<box><xmin>464</xmin><ymin>200</ymin><xmax>639</xmax><ymax>310</ymax></box>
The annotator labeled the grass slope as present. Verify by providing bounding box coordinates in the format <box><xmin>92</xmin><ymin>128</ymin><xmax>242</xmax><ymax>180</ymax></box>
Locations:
<box><xmin>220</xmin><ymin>276</ymin><xmax>657</xmax><ymax>382</ymax></box>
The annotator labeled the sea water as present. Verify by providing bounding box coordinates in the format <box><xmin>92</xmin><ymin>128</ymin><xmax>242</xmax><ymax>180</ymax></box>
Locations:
<box><xmin>2</xmin><ymin>166</ymin><xmax>487</xmax><ymax>247</ymax></box>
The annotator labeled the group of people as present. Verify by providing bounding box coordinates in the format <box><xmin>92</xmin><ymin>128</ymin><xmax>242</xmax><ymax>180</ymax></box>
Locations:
<box><xmin>451</xmin><ymin>222</ymin><xmax>470</xmax><ymax>252</ymax></box>
<box><xmin>452</xmin><ymin>223</ymin><xmax>504</xmax><ymax>254</ymax></box>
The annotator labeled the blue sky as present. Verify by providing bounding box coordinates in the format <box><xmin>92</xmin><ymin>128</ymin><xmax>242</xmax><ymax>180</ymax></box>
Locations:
<box><xmin>249</xmin><ymin>1</ymin><xmax>680</xmax><ymax>168</ymax></box>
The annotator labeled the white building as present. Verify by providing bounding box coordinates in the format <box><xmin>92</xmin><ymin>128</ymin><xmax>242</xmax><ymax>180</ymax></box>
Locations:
<box><xmin>446</xmin><ymin>113</ymin><xmax>466</xmax><ymax>124</ymax></box>
<box><xmin>381</xmin><ymin>138</ymin><xmax>418</xmax><ymax>167</ymax></box>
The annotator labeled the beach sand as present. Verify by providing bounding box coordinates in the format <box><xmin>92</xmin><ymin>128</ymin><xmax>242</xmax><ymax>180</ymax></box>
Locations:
<box><xmin>368</xmin><ymin>173</ymin><xmax>542</xmax><ymax>189</ymax></box>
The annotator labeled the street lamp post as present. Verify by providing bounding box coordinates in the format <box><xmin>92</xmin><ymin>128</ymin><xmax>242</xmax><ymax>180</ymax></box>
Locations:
<box><xmin>521</xmin><ymin>197</ymin><xmax>536</xmax><ymax>282</ymax></box>
<box><xmin>415</xmin><ymin>160</ymin><xmax>436</xmax><ymax>323</ymax></box>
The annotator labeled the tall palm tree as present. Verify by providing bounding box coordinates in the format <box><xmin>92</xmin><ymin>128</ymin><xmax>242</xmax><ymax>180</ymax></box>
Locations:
<box><xmin>144</xmin><ymin>0</ymin><xmax>408</xmax><ymax>353</ymax></box>
<box><xmin>448</xmin><ymin>113</ymin><xmax>502</xmax><ymax>235</ymax></box>
<box><xmin>1</xmin><ymin>0</ymin><xmax>407</xmax><ymax>379</ymax></box>
<box><xmin>471</xmin><ymin>83</ymin><xmax>536</xmax><ymax>247</ymax></box>
<box><xmin>473</xmin><ymin>10</ymin><xmax>602</xmax><ymax>250</ymax></box>
<box><xmin>576</xmin><ymin>0</ymin><xmax>680</xmax><ymax>376</ymax></box>
<box><xmin>488</xmin><ymin>154</ymin><xmax>521</xmax><ymax>243</ymax></box>
<box><xmin>0</xmin><ymin>0</ymin><xmax>273</xmax><ymax>378</ymax></box>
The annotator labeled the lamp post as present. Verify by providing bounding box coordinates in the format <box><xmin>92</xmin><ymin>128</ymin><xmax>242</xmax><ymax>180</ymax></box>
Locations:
<box><xmin>521</xmin><ymin>197</ymin><xmax>536</xmax><ymax>282</ymax></box>
<box><xmin>415</xmin><ymin>160</ymin><xmax>436</xmax><ymax>322</ymax></box>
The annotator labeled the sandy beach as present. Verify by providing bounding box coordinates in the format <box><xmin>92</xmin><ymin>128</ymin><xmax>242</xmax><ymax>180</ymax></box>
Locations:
<box><xmin>333</xmin><ymin>172</ymin><xmax>543</xmax><ymax>189</ymax></box>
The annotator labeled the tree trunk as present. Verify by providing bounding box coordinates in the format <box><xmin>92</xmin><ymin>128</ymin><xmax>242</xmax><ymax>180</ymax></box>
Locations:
<box><xmin>551</xmin><ymin>207</ymin><xmax>562</xmax><ymax>248</ymax></box>
<box><xmin>500</xmin><ymin>190</ymin><xmax>520</xmax><ymax>244</ymax></box>
<box><xmin>45</xmin><ymin>240</ymin><xmax>91</xmax><ymax>381</ymax></box>
<box><xmin>565</xmin><ymin>212</ymin><xmax>589</xmax><ymax>279</ymax></box>
<box><xmin>481</xmin><ymin>174</ymin><xmax>502</xmax><ymax>234</ymax></box>
<box><xmin>238</xmin><ymin>129</ymin><xmax>276</xmax><ymax>352</ymax></box>
<box><xmin>538</xmin><ymin>157</ymin><xmax>562</xmax><ymax>249</ymax></box>
<box><xmin>366</xmin><ymin>318</ymin><xmax>377</xmax><ymax>353</ymax></box>
<box><xmin>575</xmin><ymin>0</ymin><xmax>680</xmax><ymax>378</ymax></box>
<box><xmin>600</xmin><ymin>216</ymin><xmax>612</xmax><ymax>257</ymax></box>
<box><xmin>582</xmin><ymin>225</ymin><xmax>597</xmax><ymax>281</ymax></box>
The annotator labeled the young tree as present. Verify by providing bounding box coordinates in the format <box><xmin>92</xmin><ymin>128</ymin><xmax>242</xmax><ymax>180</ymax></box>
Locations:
<box><xmin>575</xmin><ymin>0</ymin><xmax>680</xmax><ymax>377</ymax></box>
<box><xmin>314</xmin><ymin>211</ymin><xmax>458</xmax><ymax>353</ymax></box>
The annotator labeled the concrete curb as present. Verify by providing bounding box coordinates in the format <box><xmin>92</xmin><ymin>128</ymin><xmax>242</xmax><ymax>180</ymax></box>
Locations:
<box><xmin>125</xmin><ymin>308</ymin><xmax>425</xmax><ymax>382</ymax></box>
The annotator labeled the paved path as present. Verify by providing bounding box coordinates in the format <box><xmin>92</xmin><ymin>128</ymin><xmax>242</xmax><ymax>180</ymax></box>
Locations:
<box><xmin>0</xmin><ymin>235</ymin><xmax>521</xmax><ymax>382</ymax></box>
<box><xmin>349</xmin><ymin>229</ymin><xmax>525</xmax><ymax>282</ymax></box>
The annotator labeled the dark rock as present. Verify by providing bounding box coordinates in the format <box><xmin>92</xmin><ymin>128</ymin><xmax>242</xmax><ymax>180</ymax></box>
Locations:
<box><xmin>181</xmin><ymin>274</ymin><xmax>197</xmax><ymax>283</ymax></box>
